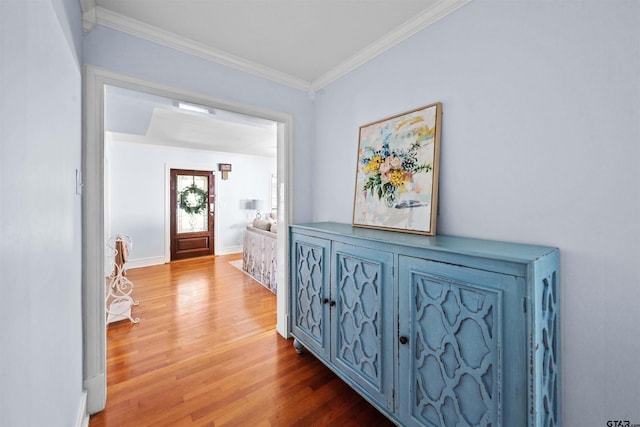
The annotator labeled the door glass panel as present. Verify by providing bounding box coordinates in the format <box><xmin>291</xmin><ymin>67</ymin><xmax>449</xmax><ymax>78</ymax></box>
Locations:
<box><xmin>177</xmin><ymin>174</ymin><xmax>209</xmax><ymax>233</ymax></box>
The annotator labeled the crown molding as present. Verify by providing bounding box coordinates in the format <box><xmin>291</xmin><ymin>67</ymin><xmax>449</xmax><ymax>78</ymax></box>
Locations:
<box><xmin>80</xmin><ymin>0</ymin><xmax>96</xmax><ymax>33</ymax></box>
<box><xmin>94</xmin><ymin>7</ymin><xmax>313</xmax><ymax>91</ymax></box>
<box><xmin>92</xmin><ymin>1</ymin><xmax>472</xmax><ymax>93</ymax></box>
<box><xmin>309</xmin><ymin>0</ymin><xmax>473</xmax><ymax>91</ymax></box>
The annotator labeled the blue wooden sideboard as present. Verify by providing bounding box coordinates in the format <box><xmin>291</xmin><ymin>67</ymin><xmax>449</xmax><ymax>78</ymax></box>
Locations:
<box><xmin>289</xmin><ymin>222</ymin><xmax>560</xmax><ymax>427</ymax></box>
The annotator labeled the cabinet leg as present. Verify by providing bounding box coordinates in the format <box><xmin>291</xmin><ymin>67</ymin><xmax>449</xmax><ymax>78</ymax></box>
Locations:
<box><xmin>293</xmin><ymin>338</ymin><xmax>304</xmax><ymax>354</ymax></box>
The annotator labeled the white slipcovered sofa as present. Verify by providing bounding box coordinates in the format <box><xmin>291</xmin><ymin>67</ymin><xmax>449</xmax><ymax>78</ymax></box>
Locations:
<box><xmin>242</xmin><ymin>215</ymin><xmax>277</xmax><ymax>293</ymax></box>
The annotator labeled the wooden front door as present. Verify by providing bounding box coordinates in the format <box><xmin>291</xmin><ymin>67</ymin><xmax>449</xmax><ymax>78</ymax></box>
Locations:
<box><xmin>170</xmin><ymin>169</ymin><xmax>215</xmax><ymax>260</ymax></box>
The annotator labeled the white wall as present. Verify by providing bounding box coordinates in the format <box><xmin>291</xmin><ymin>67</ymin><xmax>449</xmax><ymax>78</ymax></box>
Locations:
<box><xmin>83</xmin><ymin>25</ymin><xmax>315</xmax><ymax>223</ymax></box>
<box><xmin>0</xmin><ymin>0</ymin><xmax>85</xmax><ymax>426</ymax></box>
<box><xmin>107</xmin><ymin>139</ymin><xmax>276</xmax><ymax>265</ymax></box>
<box><xmin>314</xmin><ymin>1</ymin><xmax>640</xmax><ymax>425</ymax></box>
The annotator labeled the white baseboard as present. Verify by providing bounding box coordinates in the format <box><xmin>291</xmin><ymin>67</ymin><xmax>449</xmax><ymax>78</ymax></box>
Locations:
<box><xmin>84</xmin><ymin>373</ymin><xmax>106</xmax><ymax>415</ymax></box>
<box><xmin>75</xmin><ymin>390</ymin><xmax>89</xmax><ymax>427</ymax></box>
<box><xmin>105</xmin><ymin>256</ymin><xmax>165</xmax><ymax>276</ymax></box>
<box><xmin>125</xmin><ymin>256</ymin><xmax>166</xmax><ymax>269</ymax></box>
<box><xmin>106</xmin><ymin>250</ymin><xmax>240</xmax><ymax>277</ymax></box>
<box><xmin>217</xmin><ymin>245</ymin><xmax>243</xmax><ymax>255</ymax></box>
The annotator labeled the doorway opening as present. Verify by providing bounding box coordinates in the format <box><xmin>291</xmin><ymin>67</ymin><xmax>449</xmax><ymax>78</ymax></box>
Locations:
<box><xmin>83</xmin><ymin>66</ymin><xmax>293</xmax><ymax>414</ymax></box>
<box><xmin>104</xmin><ymin>84</ymin><xmax>280</xmax><ymax>265</ymax></box>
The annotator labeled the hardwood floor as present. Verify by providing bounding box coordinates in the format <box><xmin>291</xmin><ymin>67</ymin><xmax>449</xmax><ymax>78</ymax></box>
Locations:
<box><xmin>89</xmin><ymin>254</ymin><xmax>395</xmax><ymax>427</ymax></box>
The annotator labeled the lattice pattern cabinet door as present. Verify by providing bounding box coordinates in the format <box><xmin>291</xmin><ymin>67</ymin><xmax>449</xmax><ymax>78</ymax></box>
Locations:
<box><xmin>331</xmin><ymin>242</ymin><xmax>394</xmax><ymax>411</ymax></box>
<box><xmin>398</xmin><ymin>256</ymin><xmax>527</xmax><ymax>427</ymax></box>
<box><xmin>290</xmin><ymin>234</ymin><xmax>331</xmax><ymax>359</ymax></box>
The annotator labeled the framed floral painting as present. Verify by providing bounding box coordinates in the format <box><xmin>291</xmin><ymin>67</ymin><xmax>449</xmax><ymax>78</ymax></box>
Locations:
<box><xmin>352</xmin><ymin>103</ymin><xmax>442</xmax><ymax>235</ymax></box>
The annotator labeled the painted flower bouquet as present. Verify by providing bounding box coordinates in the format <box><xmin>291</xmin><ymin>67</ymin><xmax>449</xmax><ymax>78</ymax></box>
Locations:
<box><xmin>360</xmin><ymin>125</ymin><xmax>434</xmax><ymax>207</ymax></box>
<box><xmin>353</xmin><ymin>103</ymin><xmax>441</xmax><ymax>234</ymax></box>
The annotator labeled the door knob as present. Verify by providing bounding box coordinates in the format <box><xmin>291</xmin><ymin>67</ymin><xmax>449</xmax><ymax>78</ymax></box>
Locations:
<box><xmin>399</xmin><ymin>336</ymin><xmax>409</xmax><ymax>345</ymax></box>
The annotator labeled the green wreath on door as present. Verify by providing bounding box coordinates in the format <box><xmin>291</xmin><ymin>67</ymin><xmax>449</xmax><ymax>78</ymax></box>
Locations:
<box><xmin>179</xmin><ymin>183</ymin><xmax>208</xmax><ymax>215</ymax></box>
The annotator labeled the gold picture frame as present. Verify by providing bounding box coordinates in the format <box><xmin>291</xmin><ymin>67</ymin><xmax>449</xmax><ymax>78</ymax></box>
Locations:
<box><xmin>352</xmin><ymin>103</ymin><xmax>442</xmax><ymax>235</ymax></box>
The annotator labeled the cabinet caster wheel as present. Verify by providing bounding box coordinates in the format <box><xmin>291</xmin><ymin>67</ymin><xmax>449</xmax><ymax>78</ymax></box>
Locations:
<box><xmin>293</xmin><ymin>338</ymin><xmax>304</xmax><ymax>354</ymax></box>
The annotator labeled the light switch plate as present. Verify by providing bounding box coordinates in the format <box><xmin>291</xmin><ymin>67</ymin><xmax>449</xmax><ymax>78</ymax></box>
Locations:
<box><xmin>76</xmin><ymin>169</ymin><xmax>83</xmax><ymax>195</ymax></box>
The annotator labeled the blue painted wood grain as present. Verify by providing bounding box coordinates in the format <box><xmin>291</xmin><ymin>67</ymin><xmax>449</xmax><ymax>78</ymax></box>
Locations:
<box><xmin>289</xmin><ymin>222</ymin><xmax>560</xmax><ymax>427</ymax></box>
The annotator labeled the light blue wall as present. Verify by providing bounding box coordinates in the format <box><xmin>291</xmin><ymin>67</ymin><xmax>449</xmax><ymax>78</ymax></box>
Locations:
<box><xmin>10</xmin><ymin>1</ymin><xmax>632</xmax><ymax>425</ymax></box>
<box><xmin>0</xmin><ymin>0</ymin><xmax>84</xmax><ymax>425</ymax></box>
<box><xmin>314</xmin><ymin>0</ymin><xmax>640</xmax><ymax>425</ymax></box>
<box><xmin>83</xmin><ymin>25</ymin><xmax>315</xmax><ymax>223</ymax></box>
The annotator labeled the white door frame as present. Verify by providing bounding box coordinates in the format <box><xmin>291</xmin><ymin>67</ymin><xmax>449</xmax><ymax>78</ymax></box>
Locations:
<box><xmin>82</xmin><ymin>65</ymin><xmax>293</xmax><ymax>414</ymax></box>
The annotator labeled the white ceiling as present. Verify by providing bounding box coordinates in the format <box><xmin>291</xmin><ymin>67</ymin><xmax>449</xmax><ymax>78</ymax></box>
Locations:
<box><xmin>93</xmin><ymin>1</ymin><xmax>472</xmax><ymax>156</ymax></box>
<box><xmin>84</xmin><ymin>0</ymin><xmax>473</xmax><ymax>91</ymax></box>
<box><xmin>105</xmin><ymin>85</ymin><xmax>278</xmax><ymax>157</ymax></box>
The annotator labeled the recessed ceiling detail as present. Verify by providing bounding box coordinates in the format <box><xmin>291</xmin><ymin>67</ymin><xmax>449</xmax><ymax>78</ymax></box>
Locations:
<box><xmin>105</xmin><ymin>85</ymin><xmax>278</xmax><ymax>157</ymax></box>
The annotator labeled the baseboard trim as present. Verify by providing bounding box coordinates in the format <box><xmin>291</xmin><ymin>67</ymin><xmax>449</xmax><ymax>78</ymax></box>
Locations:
<box><xmin>217</xmin><ymin>245</ymin><xmax>243</xmax><ymax>255</ymax></box>
<box><xmin>107</xmin><ymin>251</ymin><xmax>242</xmax><ymax>274</ymax></box>
<box><xmin>125</xmin><ymin>256</ymin><xmax>166</xmax><ymax>269</ymax></box>
<box><xmin>75</xmin><ymin>390</ymin><xmax>89</xmax><ymax>427</ymax></box>
<box><xmin>84</xmin><ymin>373</ymin><xmax>106</xmax><ymax>415</ymax></box>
